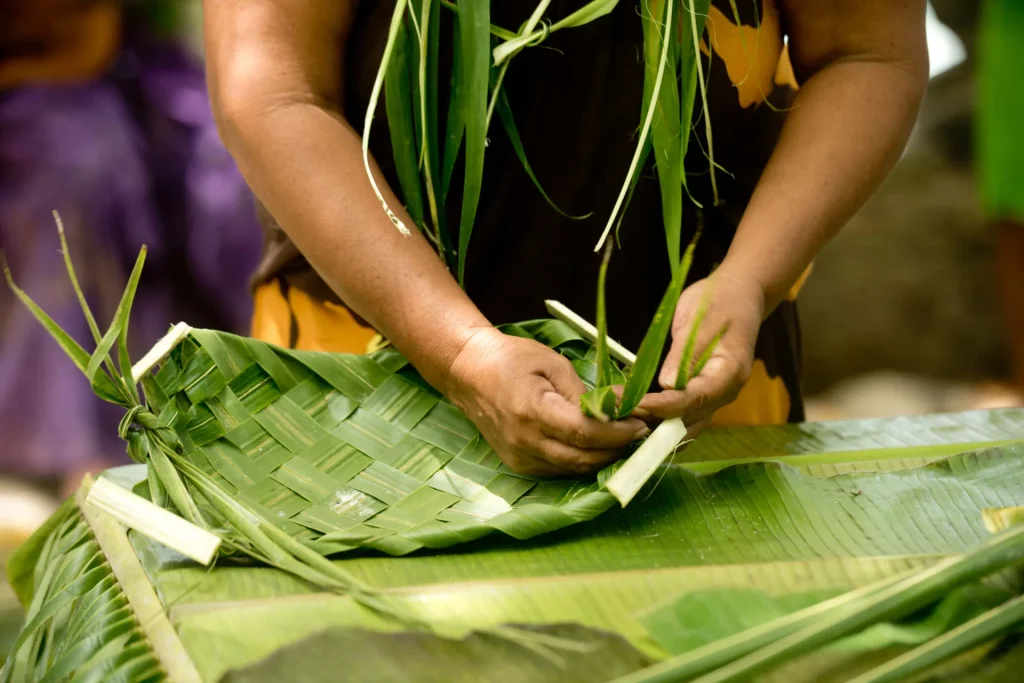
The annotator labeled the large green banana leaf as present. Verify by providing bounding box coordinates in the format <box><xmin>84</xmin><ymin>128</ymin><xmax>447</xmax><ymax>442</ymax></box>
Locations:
<box><xmin>8</xmin><ymin>410</ymin><xmax>1024</xmax><ymax>681</ymax></box>
<box><xmin>103</xmin><ymin>414</ymin><xmax>1022</xmax><ymax>681</ymax></box>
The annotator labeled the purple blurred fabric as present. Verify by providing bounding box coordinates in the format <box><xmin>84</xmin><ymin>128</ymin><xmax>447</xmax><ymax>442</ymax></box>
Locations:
<box><xmin>0</xmin><ymin>44</ymin><xmax>262</xmax><ymax>479</ymax></box>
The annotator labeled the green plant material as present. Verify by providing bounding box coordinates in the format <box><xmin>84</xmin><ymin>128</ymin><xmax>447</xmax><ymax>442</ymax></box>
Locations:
<box><xmin>491</xmin><ymin>0</ymin><xmax>621</xmax><ymax>64</ymax></box>
<box><xmin>441</xmin><ymin>13</ymin><xmax>464</xmax><ymax>212</ymax></box>
<box><xmin>685</xmin><ymin>522</ymin><xmax>1024</xmax><ymax>683</ymax></box>
<box><xmin>983</xmin><ymin>506</ymin><xmax>1024</xmax><ymax>533</ymax></box>
<box><xmin>617</xmin><ymin>234</ymin><xmax>699</xmax><ymax>418</ymax></box>
<box><xmin>440</xmin><ymin>1</ymin><xmax>517</xmax><ymax>40</ymax></box>
<box><xmin>75</xmin><ymin>476</ymin><xmax>201</xmax><ymax>683</ymax></box>
<box><xmin>581</xmin><ymin>243</ymin><xmax>617</xmax><ymax>420</ymax></box>
<box><xmin>687</xmin><ymin>324</ymin><xmax>728</xmax><ymax>384</ymax></box>
<box><xmin>605</xmin><ymin>417</ymin><xmax>689</xmax><ymax>505</ymax></box>
<box><xmin>455</xmin><ymin>0</ymin><xmax>490</xmax><ymax>285</ymax></box>
<box><xmin>614</xmin><ymin>137</ymin><xmax>653</xmax><ymax>244</ymax></box>
<box><xmin>594</xmin><ymin>0</ymin><xmax>674</xmax><ymax>253</ymax></box>
<box><xmin>84</xmin><ymin>476</ymin><xmax>220</xmax><ymax>566</ymax></box>
<box><xmin>414</xmin><ymin>0</ymin><xmax>445</xmax><ymax>257</ymax></box>
<box><xmin>673</xmin><ymin>287</ymin><xmax>712</xmax><ymax>390</ymax></box>
<box><xmin>152</xmin><ymin>440</ymin><xmax>1024</xmax><ymax>680</ymax></box>
<box><xmin>486</xmin><ymin>0</ymin><xmax>551</xmax><ymax>129</ymax></box>
<box><xmin>385</xmin><ymin>14</ymin><xmax>427</xmax><ymax>231</ymax></box>
<box><xmin>53</xmin><ymin>211</ymin><xmax>104</xmax><ymax>351</ymax></box>
<box><xmin>678</xmin><ymin>1</ymin><xmax>711</xmax><ymax>197</ymax></box>
<box><xmin>642</xmin><ymin>0</ymin><xmax>684</xmax><ymax>272</ymax></box>
<box><xmin>85</xmin><ymin>247</ymin><xmax>145</xmax><ymax>399</ymax></box>
<box><xmin>622</xmin><ymin>581</ymin><xmax>1010</xmax><ymax>683</ymax></box>
<box><xmin>687</xmin><ymin>0</ymin><xmax>718</xmax><ymax>205</ymax></box>
<box><xmin>2</xmin><ymin>258</ymin><xmax>122</xmax><ymax>405</ymax></box>
<box><xmin>363</xmin><ymin>0</ymin><xmax>414</xmax><ymax>237</ymax></box>
<box><xmin>545</xmin><ymin>300</ymin><xmax>636</xmax><ymax>367</ymax></box>
<box><xmin>581</xmin><ymin>387</ymin><xmax>620</xmax><ymax>424</ymax></box>
<box><xmin>496</xmin><ymin>90</ymin><xmax>591</xmax><ymax>221</ymax></box>
<box><xmin>491</xmin><ymin>0</ymin><xmax>552</xmax><ymax>66</ymax></box>
<box><xmin>849</xmin><ymin>595</ymin><xmax>1024</xmax><ymax>683</ymax></box>
<box><xmin>5</xmin><ymin>498</ymin><xmax>76</xmax><ymax>609</ymax></box>
<box><xmin>2</xmin><ymin>503</ymin><xmax>165</xmax><ymax>683</ymax></box>
<box><xmin>9</xmin><ymin>232</ymin><xmax>680</xmax><ymax>586</ymax></box>
<box><xmin>221</xmin><ymin>624</ymin><xmax>652</xmax><ymax>683</ymax></box>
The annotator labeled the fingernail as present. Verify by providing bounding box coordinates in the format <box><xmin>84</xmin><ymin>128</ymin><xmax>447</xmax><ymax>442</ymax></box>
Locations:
<box><xmin>634</xmin><ymin>427</ymin><xmax>651</xmax><ymax>440</ymax></box>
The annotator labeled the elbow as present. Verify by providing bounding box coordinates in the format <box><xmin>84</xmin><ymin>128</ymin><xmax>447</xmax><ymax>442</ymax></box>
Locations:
<box><xmin>894</xmin><ymin>39</ymin><xmax>930</xmax><ymax>111</ymax></box>
<box><xmin>207</xmin><ymin>77</ymin><xmax>262</xmax><ymax>161</ymax></box>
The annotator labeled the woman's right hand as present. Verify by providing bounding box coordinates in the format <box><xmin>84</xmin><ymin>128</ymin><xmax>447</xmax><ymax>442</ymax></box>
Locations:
<box><xmin>445</xmin><ymin>328</ymin><xmax>649</xmax><ymax>476</ymax></box>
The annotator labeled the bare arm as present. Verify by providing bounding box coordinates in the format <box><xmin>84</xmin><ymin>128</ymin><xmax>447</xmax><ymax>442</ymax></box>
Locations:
<box><xmin>204</xmin><ymin>0</ymin><xmax>486</xmax><ymax>394</ymax></box>
<box><xmin>204</xmin><ymin>0</ymin><xmax>645</xmax><ymax>473</ymax></box>
<box><xmin>651</xmin><ymin>0</ymin><xmax>929</xmax><ymax>423</ymax></box>
<box><xmin>718</xmin><ymin>0</ymin><xmax>929</xmax><ymax>311</ymax></box>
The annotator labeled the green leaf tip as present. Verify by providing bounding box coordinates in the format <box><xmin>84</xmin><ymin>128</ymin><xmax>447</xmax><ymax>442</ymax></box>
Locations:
<box><xmin>581</xmin><ymin>386</ymin><xmax>618</xmax><ymax>422</ymax></box>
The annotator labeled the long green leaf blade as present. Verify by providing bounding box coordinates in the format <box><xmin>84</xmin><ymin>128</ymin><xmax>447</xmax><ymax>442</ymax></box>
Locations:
<box><xmin>679</xmin><ymin>1</ymin><xmax>711</xmax><ymax>194</ymax></box>
<box><xmin>362</xmin><ymin>0</ymin><xmax>414</xmax><ymax>237</ymax></box>
<box><xmin>414</xmin><ymin>0</ymin><xmax>446</xmax><ymax>257</ymax></box>
<box><xmin>441</xmin><ymin>16</ymin><xmax>464</xmax><ymax>207</ymax></box>
<box><xmin>849</xmin><ymin>594</ymin><xmax>1024</xmax><ymax>683</ymax></box>
<box><xmin>643</xmin><ymin>0</ymin><xmax>683</xmax><ymax>272</ymax></box>
<box><xmin>53</xmin><ymin>211</ymin><xmax>102</xmax><ymax>344</ymax></box>
<box><xmin>85</xmin><ymin>247</ymin><xmax>146</xmax><ymax>386</ymax></box>
<box><xmin>594</xmin><ymin>245</ymin><xmax>615</xmax><ymax>388</ymax></box>
<box><xmin>385</xmin><ymin>15</ymin><xmax>426</xmax><ymax>230</ymax></box>
<box><xmin>594</xmin><ymin>0</ymin><xmax>672</xmax><ymax>252</ymax></box>
<box><xmin>611</xmin><ymin>574</ymin><xmax>913</xmax><ymax>683</ymax></box>
<box><xmin>455</xmin><ymin>0</ymin><xmax>489</xmax><ymax>285</ymax></box>
<box><xmin>3</xmin><ymin>258</ymin><xmax>91</xmax><ymax>375</ymax></box>
<box><xmin>617</xmin><ymin>235</ymin><xmax>697</xmax><ymax>418</ymax></box>
<box><xmin>693</xmin><ymin>523</ymin><xmax>1024</xmax><ymax>683</ymax></box>
<box><xmin>497</xmin><ymin>90</ymin><xmax>591</xmax><ymax>221</ymax></box>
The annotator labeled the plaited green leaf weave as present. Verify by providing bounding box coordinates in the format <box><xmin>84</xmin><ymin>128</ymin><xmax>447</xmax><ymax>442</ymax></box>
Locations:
<box><xmin>5</xmin><ymin>226</ymin><xmax>657</xmax><ymax>628</ymax></box>
<box><xmin>141</xmin><ymin>319</ymin><xmax>631</xmax><ymax>558</ymax></box>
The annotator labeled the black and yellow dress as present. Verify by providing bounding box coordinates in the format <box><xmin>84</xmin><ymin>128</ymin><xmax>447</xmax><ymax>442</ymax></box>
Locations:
<box><xmin>250</xmin><ymin>0</ymin><xmax>807</xmax><ymax>427</ymax></box>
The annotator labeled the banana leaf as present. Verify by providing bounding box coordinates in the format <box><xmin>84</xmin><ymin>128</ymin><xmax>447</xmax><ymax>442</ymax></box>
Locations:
<box><xmin>7</xmin><ymin>410</ymin><xmax>1024</xmax><ymax>681</ymax></box>
<box><xmin>132</xmin><ymin>435</ymin><xmax>1024</xmax><ymax>681</ymax></box>
<box><xmin>220</xmin><ymin>624</ymin><xmax>652</xmax><ymax>683</ymax></box>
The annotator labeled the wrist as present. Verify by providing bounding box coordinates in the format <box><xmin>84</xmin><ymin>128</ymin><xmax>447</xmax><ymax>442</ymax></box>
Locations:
<box><xmin>712</xmin><ymin>260</ymin><xmax>768</xmax><ymax>320</ymax></box>
<box><xmin>433</xmin><ymin>324</ymin><xmax>503</xmax><ymax>408</ymax></box>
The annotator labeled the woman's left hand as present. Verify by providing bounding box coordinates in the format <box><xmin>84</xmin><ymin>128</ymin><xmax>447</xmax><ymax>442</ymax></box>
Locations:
<box><xmin>635</xmin><ymin>268</ymin><xmax>765</xmax><ymax>433</ymax></box>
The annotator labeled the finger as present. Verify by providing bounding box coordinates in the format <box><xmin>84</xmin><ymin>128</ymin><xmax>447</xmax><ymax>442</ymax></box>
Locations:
<box><xmin>642</xmin><ymin>357</ymin><xmax>740</xmax><ymax>420</ymax></box>
<box><xmin>659</xmin><ymin>312</ymin><xmax>726</xmax><ymax>390</ymax></box>
<box><xmin>497</xmin><ymin>451</ymin><xmax>573</xmax><ymax>477</ymax></box>
<box><xmin>536</xmin><ymin>391</ymin><xmax>649</xmax><ymax>449</ymax></box>
<box><xmin>537</xmin><ymin>438</ymin><xmax>624</xmax><ymax>475</ymax></box>
<box><xmin>540</xmin><ymin>353</ymin><xmax>589</xmax><ymax>400</ymax></box>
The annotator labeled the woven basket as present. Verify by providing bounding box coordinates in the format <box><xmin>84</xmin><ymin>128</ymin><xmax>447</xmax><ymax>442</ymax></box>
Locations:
<box><xmin>139</xmin><ymin>319</ymin><xmax>628</xmax><ymax>556</ymax></box>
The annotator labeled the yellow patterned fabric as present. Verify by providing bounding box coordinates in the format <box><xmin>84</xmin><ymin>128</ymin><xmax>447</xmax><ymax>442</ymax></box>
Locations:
<box><xmin>252</xmin><ymin>277</ymin><xmax>794</xmax><ymax>428</ymax></box>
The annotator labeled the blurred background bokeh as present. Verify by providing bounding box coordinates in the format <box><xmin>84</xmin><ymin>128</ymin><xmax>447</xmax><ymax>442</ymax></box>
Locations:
<box><xmin>0</xmin><ymin>2</ymin><xmax>1021</xmax><ymax>643</ymax></box>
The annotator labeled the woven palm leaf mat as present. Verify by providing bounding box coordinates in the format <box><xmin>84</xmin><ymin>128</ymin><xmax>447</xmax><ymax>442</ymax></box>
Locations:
<box><xmin>142</xmin><ymin>319</ymin><xmax>628</xmax><ymax>556</ymax></box>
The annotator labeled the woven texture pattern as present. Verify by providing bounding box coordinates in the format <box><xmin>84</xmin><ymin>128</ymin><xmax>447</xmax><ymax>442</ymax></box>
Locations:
<box><xmin>140</xmin><ymin>319</ymin><xmax>626</xmax><ymax>556</ymax></box>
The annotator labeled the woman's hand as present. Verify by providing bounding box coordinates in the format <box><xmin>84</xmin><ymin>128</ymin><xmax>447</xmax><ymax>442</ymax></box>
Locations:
<box><xmin>636</xmin><ymin>269</ymin><xmax>765</xmax><ymax>432</ymax></box>
<box><xmin>447</xmin><ymin>328</ymin><xmax>649</xmax><ymax>476</ymax></box>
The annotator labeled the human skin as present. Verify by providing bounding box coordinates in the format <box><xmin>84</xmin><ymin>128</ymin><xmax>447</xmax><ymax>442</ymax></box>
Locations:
<box><xmin>203</xmin><ymin>0</ymin><xmax>928</xmax><ymax>475</ymax></box>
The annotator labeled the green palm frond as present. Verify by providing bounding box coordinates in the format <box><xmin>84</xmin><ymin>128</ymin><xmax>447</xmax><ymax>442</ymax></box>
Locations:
<box><xmin>3</xmin><ymin>490</ymin><xmax>173</xmax><ymax>683</ymax></box>
<box><xmin>4</xmin><ymin>223</ymin><xmax>663</xmax><ymax>627</ymax></box>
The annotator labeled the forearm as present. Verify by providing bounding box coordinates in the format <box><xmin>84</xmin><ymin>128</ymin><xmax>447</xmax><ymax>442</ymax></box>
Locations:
<box><xmin>720</xmin><ymin>58</ymin><xmax>926</xmax><ymax>313</ymax></box>
<box><xmin>222</xmin><ymin>100</ymin><xmax>490</xmax><ymax>393</ymax></box>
